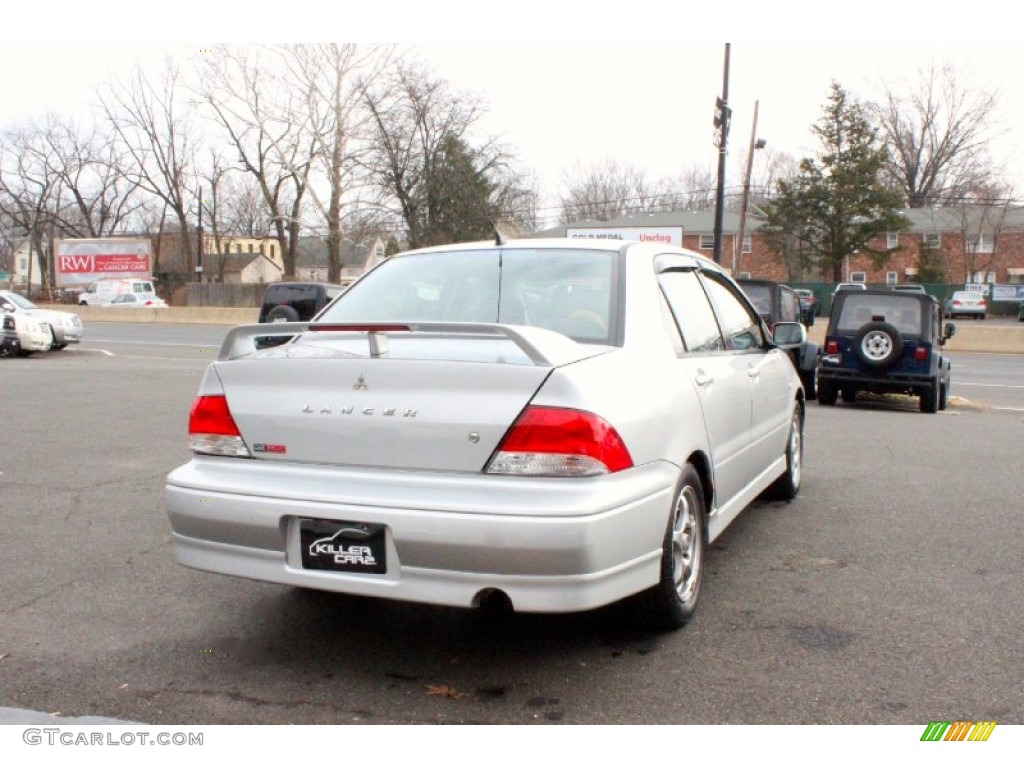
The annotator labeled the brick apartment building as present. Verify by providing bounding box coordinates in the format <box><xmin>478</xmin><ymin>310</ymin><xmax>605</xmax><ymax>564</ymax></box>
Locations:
<box><xmin>536</xmin><ymin>207</ymin><xmax>1024</xmax><ymax>287</ymax></box>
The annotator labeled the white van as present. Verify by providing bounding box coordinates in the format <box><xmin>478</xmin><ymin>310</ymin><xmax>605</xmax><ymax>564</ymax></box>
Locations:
<box><xmin>78</xmin><ymin>278</ymin><xmax>158</xmax><ymax>306</ymax></box>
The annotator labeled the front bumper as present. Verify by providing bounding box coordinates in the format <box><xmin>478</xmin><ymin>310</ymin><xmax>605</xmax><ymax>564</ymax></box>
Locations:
<box><xmin>166</xmin><ymin>457</ymin><xmax>679</xmax><ymax>613</ymax></box>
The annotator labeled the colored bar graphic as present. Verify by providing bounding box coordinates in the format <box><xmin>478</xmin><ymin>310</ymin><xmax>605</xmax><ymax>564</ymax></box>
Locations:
<box><xmin>920</xmin><ymin>720</ymin><xmax>996</xmax><ymax>742</ymax></box>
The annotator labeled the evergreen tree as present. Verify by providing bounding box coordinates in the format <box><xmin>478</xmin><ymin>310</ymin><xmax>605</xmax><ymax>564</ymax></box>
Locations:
<box><xmin>762</xmin><ymin>82</ymin><xmax>908</xmax><ymax>281</ymax></box>
<box><xmin>421</xmin><ymin>134</ymin><xmax>498</xmax><ymax>246</ymax></box>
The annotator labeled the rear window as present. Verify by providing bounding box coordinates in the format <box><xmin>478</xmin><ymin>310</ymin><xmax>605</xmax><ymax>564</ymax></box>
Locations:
<box><xmin>132</xmin><ymin>282</ymin><xmax>155</xmax><ymax>294</ymax></box>
<box><xmin>319</xmin><ymin>248</ymin><xmax>619</xmax><ymax>345</ymax></box>
<box><xmin>740</xmin><ymin>284</ymin><xmax>772</xmax><ymax>316</ymax></box>
<box><xmin>837</xmin><ymin>295</ymin><xmax>923</xmax><ymax>335</ymax></box>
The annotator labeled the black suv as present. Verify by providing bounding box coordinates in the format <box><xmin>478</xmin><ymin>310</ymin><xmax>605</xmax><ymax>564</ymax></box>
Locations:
<box><xmin>816</xmin><ymin>289</ymin><xmax>956</xmax><ymax>414</ymax></box>
<box><xmin>258</xmin><ymin>281</ymin><xmax>345</xmax><ymax>323</ymax></box>
<box><xmin>738</xmin><ymin>279</ymin><xmax>819</xmax><ymax>396</ymax></box>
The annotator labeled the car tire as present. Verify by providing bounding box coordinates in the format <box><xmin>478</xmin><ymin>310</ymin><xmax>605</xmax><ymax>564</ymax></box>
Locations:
<box><xmin>45</xmin><ymin>324</ymin><xmax>57</xmax><ymax>351</ymax></box>
<box><xmin>920</xmin><ymin>378</ymin><xmax>939</xmax><ymax>414</ymax></box>
<box><xmin>266</xmin><ymin>304</ymin><xmax>301</xmax><ymax>323</ymax></box>
<box><xmin>631</xmin><ymin>464</ymin><xmax>705</xmax><ymax>631</ymax></box>
<box><xmin>840</xmin><ymin>385</ymin><xmax>857</xmax><ymax>402</ymax></box>
<box><xmin>853</xmin><ymin>322</ymin><xmax>903</xmax><ymax>370</ymax></box>
<box><xmin>799</xmin><ymin>367</ymin><xmax>817</xmax><ymax>399</ymax></box>
<box><xmin>938</xmin><ymin>381</ymin><xmax>948</xmax><ymax>411</ymax></box>
<box><xmin>817</xmin><ymin>379</ymin><xmax>838</xmax><ymax>406</ymax></box>
<box><xmin>764</xmin><ymin>402</ymin><xmax>803</xmax><ymax>502</ymax></box>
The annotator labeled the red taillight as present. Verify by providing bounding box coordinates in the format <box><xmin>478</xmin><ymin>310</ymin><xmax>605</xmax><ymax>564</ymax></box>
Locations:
<box><xmin>979</xmin><ymin>298</ymin><xmax>987</xmax><ymax>307</ymax></box>
<box><xmin>825</xmin><ymin>340</ymin><xmax>840</xmax><ymax>354</ymax></box>
<box><xmin>486</xmin><ymin>406</ymin><xmax>633</xmax><ymax>476</ymax></box>
<box><xmin>189</xmin><ymin>395</ymin><xmax>240</xmax><ymax>435</ymax></box>
<box><xmin>914</xmin><ymin>346</ymin><xmax>927</xmax><ymax>361</ymax></box>
<box><xmin>188</xmin><ymin>395</ymin><xmax>250</xmax><ymax>457</ymax></box>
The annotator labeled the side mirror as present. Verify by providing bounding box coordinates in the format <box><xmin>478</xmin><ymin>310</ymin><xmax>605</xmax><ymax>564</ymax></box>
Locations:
<box><xmin>943</xmin><ymin>321</ymin><xmax>956</xmax><ymax>341</ymax></box>
<box><xmin>772</xmin><ymin>321</ymin><xmax>807</xmax><ymax>348</ymax></box>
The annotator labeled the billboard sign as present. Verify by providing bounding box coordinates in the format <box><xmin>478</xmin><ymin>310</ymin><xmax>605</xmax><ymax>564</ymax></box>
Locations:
<box><xmin>56</xmin><ymin>238</ymin><xmax>151</xmax><ymax>286</ymax></box>
<box><xmin>565</xmin><ymin>227</ymin><xmax>683</xmax><ymax>247</ymax></box>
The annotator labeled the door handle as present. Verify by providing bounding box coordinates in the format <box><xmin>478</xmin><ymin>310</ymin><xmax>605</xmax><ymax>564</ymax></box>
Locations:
<box><xmin>694</xmin><ymin>370</ymin><xmax>714</xmax><ymax>387</ymax></box>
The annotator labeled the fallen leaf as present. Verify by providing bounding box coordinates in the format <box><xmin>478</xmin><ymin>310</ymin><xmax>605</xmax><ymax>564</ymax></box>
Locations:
<box><xmin>425</xmin><ymin>684</ymin><xmax>467</xmax><ymax>700</ymax></box>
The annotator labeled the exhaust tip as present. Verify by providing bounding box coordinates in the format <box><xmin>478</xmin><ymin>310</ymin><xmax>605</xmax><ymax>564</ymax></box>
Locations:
<box><xmin>473</xmin><ymin>588</ymin><xmax>514</xmax><ymax>615</ymax></box>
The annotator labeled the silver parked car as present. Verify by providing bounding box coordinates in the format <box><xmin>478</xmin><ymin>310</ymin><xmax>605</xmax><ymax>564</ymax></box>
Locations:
<box><xmin>165</xmin><ymin>238</ymin><xmax>807</xmax><ymax>629</ymax></box>
<box><xmin>943</xmin><ymin>290</ymin><xmax>987</xmax><ymax>320</ymax></box>
<box><xmin>0</xmin><ymin>290</ymin><xmax>83</xmax><ymax>349</ymax></box>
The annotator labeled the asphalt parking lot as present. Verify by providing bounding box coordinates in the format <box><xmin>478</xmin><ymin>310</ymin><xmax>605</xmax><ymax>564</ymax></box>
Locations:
<box><xmin>1</xmin><ymin>327</ymin><xmax>1022</xmax><ymax>726</ymax></box>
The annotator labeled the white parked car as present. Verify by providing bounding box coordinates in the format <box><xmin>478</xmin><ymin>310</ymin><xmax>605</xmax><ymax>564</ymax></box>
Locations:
<box><xmin>1</xmin><ymin>309</ymin><xmax>52</xmax><ymax>356</ymax></box>
<box><xmin>166</xmin><ymin>238</ymin><xmax>807</xmax><ymax>629</ymax></box>
<box><xmin>0</xmin><ymin>290</ymin><xmax>83</xmax><ymax>350</ymax></box>
<box><xmin>105</xmin><ymin>293</ymin><xmax>169</xmax><ymax>308</ymax></box>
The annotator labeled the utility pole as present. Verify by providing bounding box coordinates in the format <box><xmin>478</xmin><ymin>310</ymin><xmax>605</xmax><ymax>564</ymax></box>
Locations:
<box><xmin>712</xmin><ymin>44</ymin><xmax>731</xmax><ymax>265</ymax></box>
<box><xmin>196</xmin><ymin>186</ymin><xmax>204</xmax><ymax>284</ymax></box>
<box><xmin>735</xmin><ymin>100</ymin><xmax>765</xmax><ymax>276</ymax></box>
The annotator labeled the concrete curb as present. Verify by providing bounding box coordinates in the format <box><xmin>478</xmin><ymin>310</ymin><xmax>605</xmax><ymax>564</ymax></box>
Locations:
<box><xmin>41</xmin><ymin>305</ymin><xmax>1024</xmax><ymax>353</ymax></box>
<box><xmin>0</xmin><ymin>706</ymin><xmax>140</xmax><ymax>725</ymax></box>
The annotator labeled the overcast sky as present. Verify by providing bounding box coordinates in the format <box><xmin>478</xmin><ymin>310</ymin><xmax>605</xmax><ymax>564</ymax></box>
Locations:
<box><xmin>2</xmin><ymin>4</ymin><xmax>1020</xmax><ymax>228</ymax></box>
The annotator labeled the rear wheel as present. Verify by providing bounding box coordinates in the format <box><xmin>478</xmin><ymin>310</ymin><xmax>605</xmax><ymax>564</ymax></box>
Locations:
<box><xmin>817</xmin><ymin>379</ymin><xmax>838</xmax><ymax>406</ymax></box>
<box><xmin>920</xmin><ymin>378</ymin><xmax>939</xmax><ymax>413</ymax></box>
<box><xmin>938</xmin><ymin>381</ymin><xmax>948</xmax><ymax>411</ymax></box>
<box><xmin>840</xmin><ymin>385</ymin><xmax>857</xmax><ymax>402</ymax></box>
<box><xmin>631</xmin><ymin>464</ymin><xmax>705</xmax><ymax>631</ymax></box>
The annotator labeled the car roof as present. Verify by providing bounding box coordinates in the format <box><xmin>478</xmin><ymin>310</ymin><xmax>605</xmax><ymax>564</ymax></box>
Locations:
<box><xmin>393</xmin><ymin>237</ymin><xmax>725</xmax><ymax>275</ymax></box>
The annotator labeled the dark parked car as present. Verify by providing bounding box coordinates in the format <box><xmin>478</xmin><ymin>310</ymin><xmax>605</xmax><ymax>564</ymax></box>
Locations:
<box><xmin>816</xmin><ymin>289</ymin><xmax>956</xmax><ymax>414</ymax></box>
<box><xmin>738</xmin><ymin>279</ymin><xmax>819</xmax><ymax>396</ymax></box>
<box><xmin>793</xmin><ymin>288</ymin><xmax>819</xmax><ymax>322</ymax></box>
<box><xmin>258</xmin><ymin>281</ymin><xmax>346</xmax><ymax>323</ymax></box>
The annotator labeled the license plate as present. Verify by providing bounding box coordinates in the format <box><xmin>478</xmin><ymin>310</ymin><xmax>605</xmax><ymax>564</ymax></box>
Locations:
<box><xmin>299</xmin><ymin>519</ymin><xmax>387</xmax><ymax>574</ymax></box>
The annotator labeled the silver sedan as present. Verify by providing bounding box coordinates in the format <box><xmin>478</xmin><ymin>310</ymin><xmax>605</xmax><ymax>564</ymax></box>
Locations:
<box><xmin>166</xmin><ymin>239</ymin><xmax>806</xmax><ymax>629</ymax></box>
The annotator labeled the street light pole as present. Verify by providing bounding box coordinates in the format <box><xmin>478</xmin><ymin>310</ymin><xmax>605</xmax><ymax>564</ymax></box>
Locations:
<box><xmin>196</xmin><ymin>186</ymin><xmax>204</xmax><ymax>284</ymax></box>
<box><xmin>735</xmin><ymin>100</ymin><xmax>765</xmax><ymax>276</ymax></box>
<box><xmin>712</xmin><ymin>44</ymin><xmax>731</xmax><ymax>265</ymax></box>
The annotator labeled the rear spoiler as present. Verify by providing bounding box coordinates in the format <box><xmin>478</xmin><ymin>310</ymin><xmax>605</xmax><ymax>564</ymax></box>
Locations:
<box><xmin>217</xmin><ymin>322</ymin><xmax>606</xmax><ymax>367</ymax></box>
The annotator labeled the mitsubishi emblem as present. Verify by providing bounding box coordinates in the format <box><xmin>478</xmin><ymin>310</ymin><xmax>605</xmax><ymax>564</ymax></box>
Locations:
<box><xmin>353</xmin><ymin>375</ymin><xmax>369</xmax><ymax>391</ymax></box>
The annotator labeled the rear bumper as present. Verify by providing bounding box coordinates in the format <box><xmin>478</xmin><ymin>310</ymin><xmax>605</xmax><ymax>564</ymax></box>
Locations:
<box><xmin>818</xmin><ymin>365</ymin><xmax>939</xmax><ymax>393</ymax></box>
<box><xmin>165</xmin><ymin>457</ymin><xmax>679</xmax><ymax>613</ymax></box>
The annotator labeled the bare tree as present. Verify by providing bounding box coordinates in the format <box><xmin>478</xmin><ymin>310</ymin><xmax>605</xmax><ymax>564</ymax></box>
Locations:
<box><xmin>558</xmin><ymin>159</ymin><xmax>656</xmax><ymax>223</ymax></box>
<box><xmin>871</xmin><ymin>64</ymin><xmax>1001</xmax><ymax>208</ymax></box>
<box><xmin>279</xmin><ymin>43</ymin><xmax>392</xmax><ymax>281</ymax></box>
<box><xmin>99</xmin><ymin>59</ymin><xmax>199</xmax><ymax>277</ymax></box>
<box><xmin>558</xmin><ymin>161</ymin><xmax>724</xmax><ymax>224</ymax></box>
<box><xmin>38</xmin><ymin>115</ymin><xmax>143</xmax><ymax>237</ymax></box>
<box><xmin>197</xmin><ymin>44</ymin><xmax>319</xmax><ymax>278</ymax></box>
<box><xmin>949</xmin><ymin>182</ymin><xmax>1016</xmax><ymax>283</ymax></box>
<box><xmin>0</xmin><ymin>122</ymin><xmax>62</xmax><ymax>293</ymax></box>
<box><xmin>359</xmin><ymin>60</ymin><xmax>516</xmax><ymax>249</ymax></box>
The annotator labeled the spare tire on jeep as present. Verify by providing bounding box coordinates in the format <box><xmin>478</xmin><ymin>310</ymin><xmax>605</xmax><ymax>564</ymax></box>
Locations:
<box><xmin>266</xmin><ymin>304</ymin><xmax>301</xmax><ymax>323</ymax></box>
<box><xmin>852</xmin><ymin>321</ymin><xmax>903</xmax><ymax>370</ymax></box>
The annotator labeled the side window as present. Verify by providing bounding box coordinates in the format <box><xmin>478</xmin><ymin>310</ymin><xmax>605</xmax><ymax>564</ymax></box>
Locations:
<box><xmin>658</xmin><ymin>270</ymin><xmax>724</xmax><ymax>353</ymax></box>
<box><xmin>701</xmin><ymin>274</ymin><xmax>766</xmax><ymax>351</ymax></box>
